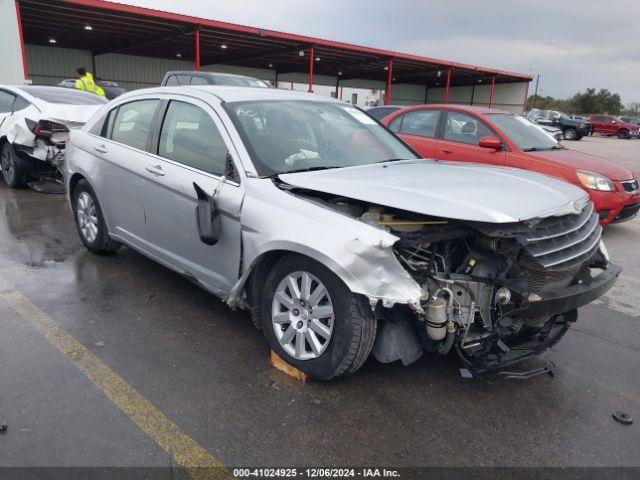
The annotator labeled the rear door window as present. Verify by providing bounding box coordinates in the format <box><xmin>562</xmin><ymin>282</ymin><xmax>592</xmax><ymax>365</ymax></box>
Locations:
<box><xmin>443</xmin><ymin>110</ymin><xmax>493</xmax><ymax>145</ymax></box>
<box><xmin>189</xmin><ymin>76</ymin><xmax>210</xmax><ymax>86</ymax></box>
<box><xmin>399</xmin><ymin>110</ymin><xmax>441</xmax><ymax>138</ymax></box>
<box><xmin>0</xmin><ymin>91</ymin><xmax>17</xmax><ymax>113</ymax></box>
<box><xmin>110</xmin><ymin>99</ymin><xmax>159</xmax><ymax>151</ymax></box>
<box><xmin>11</xmin><ymin>95</ymin><xmax>30</xmax><ymax>111</ymax></box>
<box><xmin>164</xmin><ymin>75</ymin><xmax>179</xmax><ymax>86</ymax></box>
<box><xmin>158</xmin><ymin>100</ymin><xmax>228</xmax><ymax>176</ymax></box>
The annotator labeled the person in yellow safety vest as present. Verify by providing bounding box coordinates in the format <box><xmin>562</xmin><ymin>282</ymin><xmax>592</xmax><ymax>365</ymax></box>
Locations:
<box><xmin>75</xmin><ymin>68</ymin><xmax>105</xmax><ymax>97</ymax></box>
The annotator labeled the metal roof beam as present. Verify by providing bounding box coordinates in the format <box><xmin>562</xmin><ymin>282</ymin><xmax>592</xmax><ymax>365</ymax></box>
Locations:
<box><xmin>203</xmin><ymin>44</ymin><xmax>304</xmax><ymax>66</ymax></box>
<box><xmin>94</xmin><ymin>27</ymin><xmax>197</xmax><ymax>56</ymax></box>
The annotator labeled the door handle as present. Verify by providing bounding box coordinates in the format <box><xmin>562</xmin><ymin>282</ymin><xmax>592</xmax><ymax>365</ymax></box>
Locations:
<box><xmin>441</xmin><ymin>148</ymin><xmax>454</xmax><ymax>154</ymax></box>
<box><xmin>94</xmin><ymin>144</ymin><xmax>108</xmax><ymax>154</ymax></box>
<box><xmin>145</xmin><ymin>164</ymin><xmax>165</xmax><ymax>176</ymax></box>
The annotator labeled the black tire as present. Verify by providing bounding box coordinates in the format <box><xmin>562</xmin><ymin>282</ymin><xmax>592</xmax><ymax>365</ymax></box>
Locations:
<box><xmin>563</xmin><ymin>128</ymin><xmax>577</xmax><ymax>141</ymax></box>
<box><xmin>0</xmin><ymin>143</ymin><xmax>31</xmax><ymax>189</ymax></box>
<box><xmin>575</xmin><ymin>133</ymin><xmax>583</xmax><ymax>140</ymax></box>
<box><xmin>260</xmin><ymin>254</ymin><xmax>377</xmax><ymax>380</ymax></box>
<box><xmin>72</xmin><ymin>179</ymin><xmax>121</xmax><ymax>254</ymax></box>
<box><xmin>618</xmin><ymin>129</ymin><xmax>630</xmax><ymax>139</ymax></box>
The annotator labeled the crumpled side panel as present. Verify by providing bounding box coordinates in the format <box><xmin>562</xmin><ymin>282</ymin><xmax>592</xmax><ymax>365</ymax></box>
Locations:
<box><xmin>226</xmin><ymin>182</ymin><xmax>423</xmax><ymax>310</ymax></box>
<box><xmin>2</xmin><ymin>114</ymin><xmax>35</xmax><ymax>146</ymax></box>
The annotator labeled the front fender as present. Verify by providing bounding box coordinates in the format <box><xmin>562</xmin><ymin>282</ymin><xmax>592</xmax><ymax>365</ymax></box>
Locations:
<box><xmin>226</xmin><ymin>181</ymin><xmax>423</xmax><ymax>309</ymax></box>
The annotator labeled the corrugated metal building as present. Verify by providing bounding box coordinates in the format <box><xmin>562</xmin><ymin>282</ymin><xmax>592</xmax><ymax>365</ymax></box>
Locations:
<box><xmin>1</xmin><ymin>0</ymin><xmax>532</xmax><ymax>112</ymax></box>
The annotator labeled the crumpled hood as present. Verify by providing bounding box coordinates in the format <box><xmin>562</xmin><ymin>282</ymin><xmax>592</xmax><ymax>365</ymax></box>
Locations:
<box><xmin>41</xmin><ymin>104</ymin><xmax>103</xmax><ymax>128</ymax></box>
<box><xmin>279</xmin><ymin>159</ymin><xmax>588</xmax><ymax>224</ymax></box>
<box><xmin>528</xmin><ymin>149</ymin><xmax>635</xmax><ymax>181</ymax></box>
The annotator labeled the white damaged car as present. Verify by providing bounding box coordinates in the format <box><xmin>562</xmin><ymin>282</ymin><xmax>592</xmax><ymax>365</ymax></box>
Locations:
<box><xmin>65</xmin><ymin>86</ymin><xmax>620</xmax><ymax>380</ymax></box>
<box><xmin>0</xmin><ymin>86</ymin><xmax>106</xmax><ymax>188</ymax></box>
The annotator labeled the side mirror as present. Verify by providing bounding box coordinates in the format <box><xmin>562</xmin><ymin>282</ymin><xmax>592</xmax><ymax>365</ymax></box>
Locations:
<box><xmin>193</xmin><ymin>182</ymin><xmax>221</xmax><ymax>246</ymax></box>
<box><xmin>611</xmin><ymin>120</ymin><xmax>617</xmax><ymax>124</ymax></box>
<box><xmin>479</xmin><ymin>136</ymin><xmax>502</xmax><ymax>150</ymax></box>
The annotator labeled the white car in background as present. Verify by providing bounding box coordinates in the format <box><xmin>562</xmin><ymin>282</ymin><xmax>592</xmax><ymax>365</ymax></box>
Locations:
<box><xmin>0</xmin><ymin>86</ymin><xmax>106</xmax><ymax>189</ymax></box>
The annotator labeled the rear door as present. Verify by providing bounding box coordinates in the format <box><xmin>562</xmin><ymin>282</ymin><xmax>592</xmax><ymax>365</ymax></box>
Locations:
<box><xmin>141</xmin><ymin>97</ymin><xmax>244</xmax><ymax>294</ymax></box>
<box><xmin>591</xmin><ymin>115</ymin><xmax>608</xmax><ymax>134</ymax></box>
<box><xmin>390</xmin><ymin>109</ymin><xmax>442</xmax><ymax>158</ymax></box>
<box><xmin>431</xmin><ymin>110</ymin><xmax>506</xmax><ymax>166</ymax></box>
<box><xmin>89</xmin><ymin>98</ymin><xmax>159</xmax><ymax>249</ymax></box>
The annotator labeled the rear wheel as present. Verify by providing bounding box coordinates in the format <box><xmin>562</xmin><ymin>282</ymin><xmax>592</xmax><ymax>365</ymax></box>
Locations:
<box><xmin>72</xmin><ymin>180</ymin><xmax>121</xmax><ymax>254</ymax></box>
<box><xmin>618</xmin><ymin>129</ymin><xmax>630</xmax><ymax>139</ymax></box>
<box><xmin>0</xmin><ymin>143</ymin><xmax>31</xmax><ymax>189</ymax></box>
<box><xmin>563</xmin><ymin>128</ymin><xmax>577</xmax><ymax>140</ymax></box>
<box><xmin>261</xmin><ymin>254</ymin><xmax>377</xmax><ymax>380</ymax></box>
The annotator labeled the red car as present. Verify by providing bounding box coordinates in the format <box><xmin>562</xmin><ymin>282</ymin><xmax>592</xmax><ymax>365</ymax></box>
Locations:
<box><xmin>588</xmin><ymin>114</ymin><xmax>640</xmax><ymax>139</ymax></box>
<box><xmin>381</xmin><ymin>105</ymin><xmax>640</xmax><ymax>225</ymax></box>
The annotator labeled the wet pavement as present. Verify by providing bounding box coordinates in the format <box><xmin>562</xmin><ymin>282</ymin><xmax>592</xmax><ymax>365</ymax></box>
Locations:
<box><xmin>0</xmin><ymin>141</ymin><xmax>639</xmax><ymax>471</ymax></box>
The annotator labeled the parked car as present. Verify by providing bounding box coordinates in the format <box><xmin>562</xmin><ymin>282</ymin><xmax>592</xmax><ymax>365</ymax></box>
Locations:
<box><xmin>58</xmin><ymin>78</ymin><xmax>126</xmax><ymax>100</ymax></box>
<box><xmin>618</xmin><ymin>116</ymin><xmax>640</xmax><ymax>126</ymax></box>
<box><xmin>527</xmin><ymin>109</ymin><xmax>591</xmax><ymax>140</ymax></box>
<box><xmin>161</xmin><ymin>71</ymin><xmax>270</xmax><ymax>88</ymax></box>
<box><xmin>0</xmin><ymin>85</ymin><xmax>106</xmax><ymax>188</ymax></box>
<box><xmin>588</xmin><ymin>114</ymin><xmax>640</xmax><ymax>139</ymax></box>
<box><xmin>382</xmin><ymin>105</ymin><xmax>640</xmax><ymax>225</ymax></box>
<box><xmin>65</xmin><ymin>86</ymin><xmax>619</xmax><ymax>380</ymax></box>
<box><xmin>366</xmin><ymin>105</ymin><xmax>404</xmax><ymax>121</ymax></box>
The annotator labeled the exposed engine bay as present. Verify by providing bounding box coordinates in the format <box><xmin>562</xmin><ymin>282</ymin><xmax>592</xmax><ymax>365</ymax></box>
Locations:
<box><xmin>293</xmin><ymin>189</ymin><xmax>620</xmax><ymax>375</ymax></box>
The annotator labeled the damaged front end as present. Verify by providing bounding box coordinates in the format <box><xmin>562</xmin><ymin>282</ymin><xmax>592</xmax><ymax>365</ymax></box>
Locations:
<box><xmin>297</xmin><ymin>190</ymin><xmax>620</xmax><ymax>375</ymax></box>
<box><xmin>388</xmin><ymin>199</ymin><xmax>619</xmax><ymax>373</ymax></box>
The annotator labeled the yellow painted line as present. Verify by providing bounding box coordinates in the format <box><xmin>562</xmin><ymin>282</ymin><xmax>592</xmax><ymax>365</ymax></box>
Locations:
<box><xmin>0</xmin><ymin>275</ymin><xmax>230</xmax><ymax>480</ymax></box>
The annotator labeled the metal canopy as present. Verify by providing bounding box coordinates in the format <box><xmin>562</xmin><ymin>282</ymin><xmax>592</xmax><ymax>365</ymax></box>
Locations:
<box><xmin>17</xmin><ymin>0</ymin><xmax>531</xmax><ymax>91</ymax></box>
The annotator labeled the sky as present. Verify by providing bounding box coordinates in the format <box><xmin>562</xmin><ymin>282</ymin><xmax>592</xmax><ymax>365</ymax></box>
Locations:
<box><xmin>115</xmin><ymin>0</ymin><xmax>640</xmax><ymax>104</ymax></box>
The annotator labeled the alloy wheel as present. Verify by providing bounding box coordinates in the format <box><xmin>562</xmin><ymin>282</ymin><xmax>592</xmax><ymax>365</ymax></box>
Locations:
<box><xmin>271</xmin><ymin>271</ymin><xmax>335</xmax><ymax>360</ymax></box>
<box><xmin>76</xmin><ymin>191</ymin><xmax>99</xmax><ymax>243</ymax></box>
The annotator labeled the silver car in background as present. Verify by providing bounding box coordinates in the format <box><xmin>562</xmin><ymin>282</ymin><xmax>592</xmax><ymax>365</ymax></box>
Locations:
<box><xmin>65</xmin><ymin>86</ymin><xmax>619</xmax><ymax>380</ymax></box>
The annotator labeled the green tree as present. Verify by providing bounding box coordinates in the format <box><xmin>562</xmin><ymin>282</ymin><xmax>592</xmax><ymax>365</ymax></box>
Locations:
<box><xmin>571</xmin><ymin>88</ymin><xmax>623</xmax><ymax>115</ymax></box>
<box><xmin>528</xmin><ymin>88</ymin><xmax>624</xmax><ymax>115</ymax></box>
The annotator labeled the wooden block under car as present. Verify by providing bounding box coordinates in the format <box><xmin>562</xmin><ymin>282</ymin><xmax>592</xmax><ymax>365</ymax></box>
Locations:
<box><xmin>270</xmin><ymin>350</ymin><xmax>310</xmax><ymax>383</ymax></box>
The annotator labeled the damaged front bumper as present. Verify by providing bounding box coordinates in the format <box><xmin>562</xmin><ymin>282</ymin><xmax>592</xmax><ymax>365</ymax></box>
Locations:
<box><xmin>505</xmin><ymin>263</ymin><xmax>621</xmax><ymax>319</ymax></box>
<box><xmin>460</xmin><ymin>264</ymin><xmax>621</xmax><ymax>374</ymax></box>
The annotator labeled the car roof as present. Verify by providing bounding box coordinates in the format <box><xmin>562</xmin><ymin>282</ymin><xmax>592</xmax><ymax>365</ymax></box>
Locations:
<box><xmin>118</xmin><ymin>85</ymin><xmax>342</xmax><ymax>104</ymax></box>
<box><xmin>393</xmin><ymin>104</ymin><xmax>509</xmax><ymax>115</ymax></box>
<box><xmin>165</xmin><ymin>70</ymin><xmax>259</xmax><ymax>80</ymax></box>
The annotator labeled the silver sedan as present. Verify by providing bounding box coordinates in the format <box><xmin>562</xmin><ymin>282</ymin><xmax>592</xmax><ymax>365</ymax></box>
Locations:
<box><xmin>65</xmin><ymin>86</ymin><xmax>618</xmax><ymax>380</ymax></box>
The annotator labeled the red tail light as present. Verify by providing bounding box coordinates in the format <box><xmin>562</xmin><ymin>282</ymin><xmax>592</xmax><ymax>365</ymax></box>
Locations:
<box><xmin>25</xmin><ymin>118</ymin><xmax>69</xmax><ymax>138</ymax></box>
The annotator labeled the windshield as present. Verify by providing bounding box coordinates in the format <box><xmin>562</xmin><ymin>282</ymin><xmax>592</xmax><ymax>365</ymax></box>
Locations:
<box><xmin>227</xmin><ymin>100</ymin><xmax>418</xmax><ymax>176</ymax></box>
<box><xmin>488</xmin><ymin>113</ymin><xmax>558</xmax><ymax>151</ymax></box>
<box><xmin>20</xmin><ymin>86</ymin><xmax>107</xmax><ymax>105</ymax></box>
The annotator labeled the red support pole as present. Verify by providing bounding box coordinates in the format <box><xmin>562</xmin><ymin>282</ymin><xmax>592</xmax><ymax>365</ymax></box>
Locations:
<box><xmin>194</xmin><ymin>28</ymin><xmax>201</xmax><ymax>71</ymax></box>
<box><xmin>488</xmin><ymin>75</ymin><xmax>496</xmax><ymax>108</ymax></box>
<box><xmin>444</xmin><ymin>68</ymin><xmax>451</xmax><ymax>104</ymax></box>
<box><xmin>385</xmin><ymin>58</ymin><xmax>393</xmax><ymax>105</ymax></box>
<box><xmin>308</xmin><ymin>46</ymin><xmax>314</xmax><ymax>92</ymax></box>
<box><xmin>14</xmin><ymin>0</ymin><xmax>28</xmax><ymax>80</ymax></box>
<box><xmin>523</xmin><ymin>81</ymin><xmax>530</xmax><ymax>112</ymax></box>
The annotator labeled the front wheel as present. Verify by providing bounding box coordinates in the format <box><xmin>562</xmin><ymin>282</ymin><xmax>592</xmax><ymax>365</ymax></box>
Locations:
<box><xmin>72</xmin><ymin>179</ymin><xmax>121</xmax><ymax>254</ymax></box>
<box><xmin>261</xmin><ymin>254</ymin><xmax>377</xmax><ymax>380</ymax></box>
<box><xmin>618</xmin><ymin>129</ymin><xmax>630</xmax><ymax>139</ymax></box>
<box><xmin>0</xmin><ymin>143</ymin><xmax>31</xmax><ymax>188</ymax></box>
